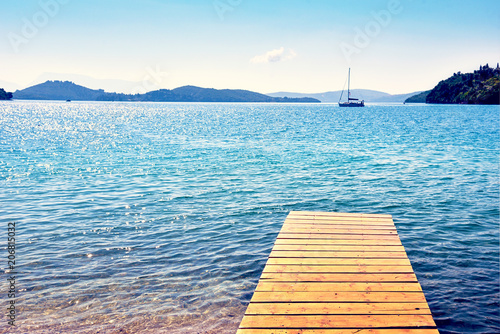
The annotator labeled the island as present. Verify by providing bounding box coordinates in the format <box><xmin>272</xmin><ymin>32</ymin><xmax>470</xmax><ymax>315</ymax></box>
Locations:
<box><xmin>13</xmin><ymin>81</ymin><xmax>321</xmax><ymax>103</ymax></box>
<box><xmin>405</xmin><ymin>64</ymin><xmax>500</xmax><ymax>104</ymax></box>
<box><xmin>0</xmin><ymin>88</ymin><xmax>13</xmax><ymax>100</ymax></box>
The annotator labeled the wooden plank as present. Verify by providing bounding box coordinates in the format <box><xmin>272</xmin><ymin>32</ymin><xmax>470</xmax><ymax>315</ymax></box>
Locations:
<box><xmin>287</xmin><ymin>214</ymin><xmax>394</xmax><ymax>219</ymax></box>
<box><xmin>281</xmin><ymin>226</ymin><xmax>397</xmax><ymax>231</ymax></box>
<box><xmin>266</xmin><ymin>258</ymin><xmax>412</xmax><ymax>266</ymax></box>
<box><xmin>237</xmin><ymin>329</ymin><xmax>440</xmax><ymax>334</ymax></box>
<box><xmin>260</xmin><ymin>273</ymin><xmax>418</xmax><ymax>282</ymax></box>
<box><xmin>286</xmin><ymin>217</ymin><xmax>396</xmax><ymax>224</ymax></box>
<box><xmin>250</xmin><ymin>291</ymin><xmax>427</xmax><ymax>303</ymax></box>
<box><xmin>287</xmin><ymin>214</ymin><xmax>393</xmax><ymax>219</ymax></box>
<box><xmin>277</xmin><ymin>233</ymin><xmax>401</xmax><ymax>240</ymax></box>
<box><xmin>255</xmin><ymin>282</ymin><xmax>423</xmax><ymax>292</ymax></box>
<box><xmin>270</xmin><ymin>251</ymin><xmax>408</xmax><ymax>258</ymax></box>
<box><xmin>283</xmin><ymin>223</ymin><xmax>398</xmax><ymax>229</ymax></box>
<box><xmin>274</xmin><ymin>239</ymin><xmax>402</xmax><ymax>246</ymax></box>
<box><xmin>262</xmin><ymin>265</ymin><xmax>415</xmax><ymax>273</ymax></box>
<box><xmin>239</xmin><ymin>314</ymin><xmax>436</xmax><ymax>328</ymax></box>
<box><xmin>280</xmin><ymin>227</ymin><xmax>398</xmax><ymax>235</ymax></box>
<box><xmin>272</xmin><ymin>245</ymin><xmax>406</xmax><ymax>252</ymax></box>
<box><xmin>244</xmin><ymin>302</ymin><xmax>432</xmax><ymax>315</ymax></box>
<box><xmin>288</xmin><ymin>211</ymin><xmax>393</xmax><ymax>218</ymax></box>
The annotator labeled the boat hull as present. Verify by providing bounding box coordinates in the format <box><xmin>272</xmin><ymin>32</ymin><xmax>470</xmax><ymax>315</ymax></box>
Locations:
<box><xmin>338</xmin><ymin>102</ymin><xmax>365</xmax><ymax>107</ymax></box>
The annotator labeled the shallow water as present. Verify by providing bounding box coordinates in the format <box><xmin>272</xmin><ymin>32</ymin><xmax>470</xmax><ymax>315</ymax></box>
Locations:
<box><xmin>0</xmin><ymin>101</ymin><xmax>498</xmax><ymax>334</ymax></box>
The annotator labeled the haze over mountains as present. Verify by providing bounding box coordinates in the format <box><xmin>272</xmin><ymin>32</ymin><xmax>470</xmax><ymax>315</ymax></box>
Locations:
<box><xmin>12</xmin><ymin>81</ymin><xmax>321</xmax><ymax>103</ymax></box>
<box><xmin>268</xmin><ymin>90</ymin><xmax>422</xmax><ymax>103</ymax></box>
<box><xmin>0</xmin><ymin>73</ymin><xmax>155</xmax><ymax>94</ymax></box>
<box><xmin>10</xmin><ymin>80</ymin><xmax>423</xmax><ymax>103</ymax></box>
<box><xmin>32</xmin><ymin>73</ymin><xmax>145</xmax><ymax>95</ymax></box>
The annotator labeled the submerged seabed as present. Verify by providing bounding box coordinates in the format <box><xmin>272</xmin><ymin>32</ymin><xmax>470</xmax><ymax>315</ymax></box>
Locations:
<box><xmin>0</xmin><ymin>101</ymin><xmax>499</xmax><ymax>334</ymax></box>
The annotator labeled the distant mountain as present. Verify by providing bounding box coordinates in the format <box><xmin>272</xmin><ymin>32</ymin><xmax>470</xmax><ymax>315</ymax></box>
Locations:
<box><xmin>0</xmin><ymin>88</ymin><xmax>13</xmax><ymax>100</ymax></box>
<box><xmin>30</xmin><ymin>72</ymin><xmax>144</xmax><ymax>94</ymax></box>
<box><xmin>13</xmin><ymin>81</ymin><xmax>320</xmax><ymax>103</ymax></box>
<box><xmin>426</xmin><ymin>64</ymin><xmax>500</xmax><ymax>104</ymax></box>
<box><xmin>0</xmin><ymin>80</ymin><xmax>21</xmax><ymax>92</ymax></box>
<box><xmin>268</xmin><ymin>89</ymin><xmax>423</xmax><ymax>103</ymax></box>
<box><xmin>139</xmin><ymin>85</ymin><xmax>319</xmax><ymax>102</ymax></box>
<box><xmin>14</xmin><ymin>81</ymin><xmax>105</xmax><ymax>101</ymax></box>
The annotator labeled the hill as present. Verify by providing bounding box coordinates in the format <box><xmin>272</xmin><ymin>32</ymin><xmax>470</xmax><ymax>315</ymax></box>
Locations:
<box><xmin>139</xmin><ymin>85</ymin><xmax>319</xmax><ymax>102</ymax></box>
<box><xmin>13</xmin><ymin>81</ymin><xmax>320</xmax><ymax>103</ymax></box>
<box><xmin>425</xmin><ymin>64</ymin><xmax>500</xmax><ymax>104</ymax></box>
<box><xmin>14</xmin><ymin>81</ymin><xmax>105</xmax><ymax>100</ymax></box>
<box><xmin>268</xmin><ymin>89</ymin><xmax>423</xmax><ymax>103</ymax></box>
<box><xmin>0</xmin><ymin>88</ymin><xmax>13</xmax><ymax>100</ymax></box>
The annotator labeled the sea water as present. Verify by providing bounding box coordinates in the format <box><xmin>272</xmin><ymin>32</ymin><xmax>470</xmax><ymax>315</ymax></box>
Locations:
<box><xmin>0</xmin><ymin>101</ymin><xmax>498</xmax><ymax>334</ymax></box>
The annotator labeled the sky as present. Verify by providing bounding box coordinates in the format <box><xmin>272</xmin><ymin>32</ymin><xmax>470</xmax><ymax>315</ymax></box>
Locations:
<box><xmin>1</xmin><ymin>0</ymin><xmax>499</xmax><ymax>95</ymax></box>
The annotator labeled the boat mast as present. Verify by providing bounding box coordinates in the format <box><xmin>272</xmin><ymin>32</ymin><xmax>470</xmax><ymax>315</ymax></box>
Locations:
<box><xmin>347</xmin><ymin>68</ymin><xmax>351</xmax><ymax>100</ymax></box>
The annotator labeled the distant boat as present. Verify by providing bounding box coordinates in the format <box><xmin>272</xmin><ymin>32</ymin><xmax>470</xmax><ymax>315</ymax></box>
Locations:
<box><xmin>66</xmin><ymin>99</ymin><xmax>71</xmax><ymax>102</ymax></box>
<box><xmin>338</xmin><ymin>68</ymin><xmax>364</xmax><ymax>107</ymax></box>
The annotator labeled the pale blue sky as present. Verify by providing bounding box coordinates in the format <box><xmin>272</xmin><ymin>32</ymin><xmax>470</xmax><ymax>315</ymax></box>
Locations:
<box><xmin>1</xmin><ymin>0</ymin><xmax>499</xmax><ymax>94</ymax></box>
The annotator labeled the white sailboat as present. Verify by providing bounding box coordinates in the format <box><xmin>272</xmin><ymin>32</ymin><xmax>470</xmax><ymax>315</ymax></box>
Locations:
<box><xmin>338</xmin><ymin>68</ymin><xmax>365</xmax><ymax>107</ymax></box>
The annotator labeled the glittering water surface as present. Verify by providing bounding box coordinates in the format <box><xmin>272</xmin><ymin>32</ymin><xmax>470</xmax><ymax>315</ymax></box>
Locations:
<box><xmin>0</xmin><ymin>101</ymin><xmax>499</xmax><ymax>334</ymax></box>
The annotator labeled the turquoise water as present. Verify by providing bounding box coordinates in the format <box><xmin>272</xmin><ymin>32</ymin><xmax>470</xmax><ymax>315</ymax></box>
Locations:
<box><xmin>0</xmin><ymin>101</ymin><xmax>499</xmax><ymax>334</ymax></box>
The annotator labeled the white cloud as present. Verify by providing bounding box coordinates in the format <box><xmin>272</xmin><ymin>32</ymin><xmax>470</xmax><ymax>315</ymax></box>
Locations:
<box><xmin>250</xmin><ymin>47</ymin><xmax>297</xmax><ymax>64</ymax></box>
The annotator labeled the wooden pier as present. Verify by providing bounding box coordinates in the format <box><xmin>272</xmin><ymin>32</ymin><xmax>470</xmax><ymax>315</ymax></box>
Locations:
<box><xmin>237</xmin><ymin>211</ymin><xmax>438</xmax><ymax>334</ymax></box>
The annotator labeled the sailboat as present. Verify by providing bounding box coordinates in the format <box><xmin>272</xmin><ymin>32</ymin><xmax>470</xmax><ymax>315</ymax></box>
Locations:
<box><xmin>338</xmin><ymin>68</ymin><xmax>365</xmax><ymax>107</ymax></box>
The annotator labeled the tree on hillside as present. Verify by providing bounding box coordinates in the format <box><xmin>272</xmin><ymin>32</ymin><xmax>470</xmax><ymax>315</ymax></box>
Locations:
<box><xmin>0</xmin><ymin>88</ymin><xmax>13</xmax><ymax>100</ymax></box>
<box><xmin>426</xmin><ymin>64</ymin><xmax>500</xmax><ymax>104</ymax></box>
